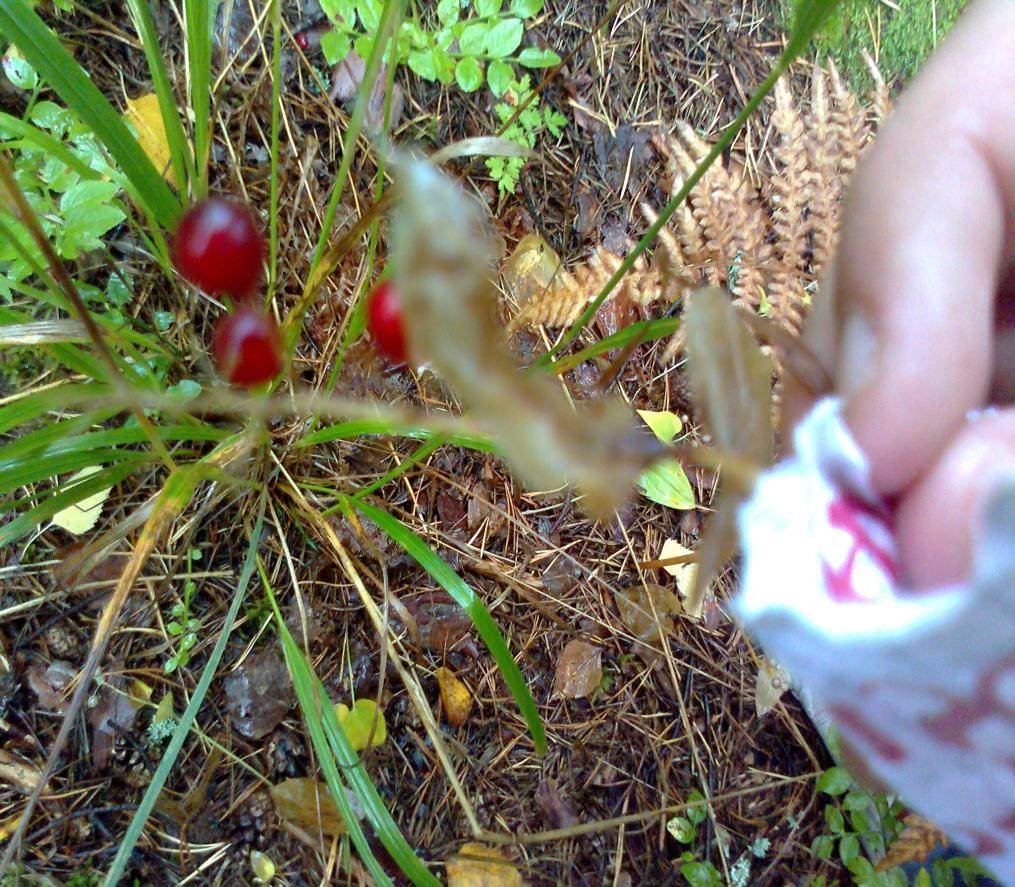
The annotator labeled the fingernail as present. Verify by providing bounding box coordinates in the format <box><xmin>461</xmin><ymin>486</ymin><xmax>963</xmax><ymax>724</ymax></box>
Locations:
<box><xmin>836</xmin><ymin>309</ymin><xmax>880</xmax><ymax>401</ymax></box>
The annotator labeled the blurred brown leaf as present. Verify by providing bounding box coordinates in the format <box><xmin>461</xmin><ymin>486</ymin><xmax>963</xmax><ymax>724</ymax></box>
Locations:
<box><xmin>25</xmin><ymin>660</ymin><xmax>75</xmax><ymax>712</ymax></box>
<box><xmin>535</xmin><ymin>778</ymin><xmax>580</xmax><ymax>829</ymax></box>
<box><xmin>88</xmin><ymin>673</ymin><xmax>138</xmax><ymax>769</ymax></box>
<box><xmin>684</xmin><ymin>287</ymin><xmax>774</xmax><ymax>465</ymax></box>
<box><xmin>330</xmin><ymin>51</ymin><xmax>403</xmax><ymax>135</ymax></box>
<box><xmin>875</xmin><ymin>814</ymin><xmax>948</xmax><ymax>871</ymax></box>
<box><xmin>270</xmin><ymin>778</ymin><xmax>347</xmax><ymax>840</ymax></box>
<box><xmin>225</xmin><ymin>649</ymin><xmax>295</xmax><ymax>740</ymax></box>
<box><xmin>614</xmin><ymin>584</ymin><xmax>681</xmax><ymax>665</ymax></box>
<box><xmin>0</xmin><ymin>750</ymin><xmax>41</xmax><ymax>793</ymax></box>
<box><xmin>553</xmin><ymin>639</ymin><xmax>603</xmax><ymax>699</ymax></box>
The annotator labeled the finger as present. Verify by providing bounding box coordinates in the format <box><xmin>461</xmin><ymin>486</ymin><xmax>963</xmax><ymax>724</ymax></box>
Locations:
<box><xmin>834</xmin><ymin>0</ymin><xmax>1015</xmax><ymax>495</ymax></box>
<box><xmin>894</xmin><ymin>408</ymin><xmax>1015</xmax><ymax>588</ymax></box>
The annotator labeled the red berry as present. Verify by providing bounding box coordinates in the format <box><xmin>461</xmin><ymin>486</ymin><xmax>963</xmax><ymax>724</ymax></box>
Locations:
<box><xmin>295</xmin><ymin>31</ymin><xmax>310</xmax><ymax>50</ymax></box>
<box><xmin>212</xmin><ymin>307</ymin><xmax>283</xmax><ymax>387</ymax></box>
<box><xmin>172</xmin><ymin>197</ymin><xmax>265</xmax><ymax>300</ymax></box>
<box><xmin>366</xmin><ymin>280</ymin><xmax>408</xmax><ymax>365</ymax></box>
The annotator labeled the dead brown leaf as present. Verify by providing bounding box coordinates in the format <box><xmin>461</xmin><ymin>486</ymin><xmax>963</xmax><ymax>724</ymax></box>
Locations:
<box><xmin>225</xmin><ymin>648</ymin><xmax>295</xmax><ymax>740</ymax></box>
<box><xmin>270</xmin><ymin>778</ymin><xmax>348</xmax><ymax>840</ymax></box>
<box><xmin>0</xmin><ymin>750</ymin><xmax>41</xmax><ymax>794</ymax></box>
<box><xmin>553</xmin><ymin>639</ymin><xmax>603</xmax><ymax>699</ymax></box>
<box><xmin>535</xmin><ymin>778</ymin><xmax>580</xmax><ymax>829</ymax></box>
<box><xmin>754</xmin><ymin>656</ymin><xmax>791</xmax><ymax>717</ymax></box>
<box><xmin>88</xmin><ymin>673</ymin><xmax>138</xmax><ymax>770</ymax></box>
<box><xmin>25</xmin><ymin>660</ymin><xmax>75</xmax><ymax>712</ymax></box>
<box><xmin>330</xmin><ymin>51</ymin><xmax>403</xmax><ymax>135</ymax></box>
<box><xmin>875</xmin><ymin>814</ymin><xmax>948</xmax><ymax>871</ymax></box>
<box><xmin>614</xmin><ymin>584</ymin><xmax>681</xmax><ymax>665</ymax></box>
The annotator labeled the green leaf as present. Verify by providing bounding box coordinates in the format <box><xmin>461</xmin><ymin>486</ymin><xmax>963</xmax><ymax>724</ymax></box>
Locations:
<box><xmin>839</xmin><ymin>834</ymin><xmax>860</xmax><ymax>865</ymax></box>
<box><xmin>474</xmin><ymin>0</ymin><xmax>502</xmax><ymax>15</ymax></box>
<box><xmin>685</xmin><ymin>789</ymin><xmax>708</xmax><ymax>825</ymax></box>
<box><xmin>485</xmin><ymin>17</ymin><xmax>523</xmax><ymax>57</ymax></box>
<box><xmin>433</xmin><ymin>47</ymin><xmax>456</xmax><ymax>84</ymax></box>
<box><xmin>352</xmin><ymin>499</ymin><xmax>547</xmax><ymax>755</ymax></box>
<box><xmin>666</xmin><ymin>815</ymin><xmax>695</xmax><ymax>844</ymax></box>
<box><xmin>680</xmin><ymin>860</ymin><xmax>722</xmax><ymax>887</ymax></box>
<box><xmin>455</xmin><ymin>56</ymin><xmax>483</xmax><ymax>92</ymax></box>
<box><xmin>510</xmin><ymin>0</ymin><xmax>543</xmax><ymax>16</ymax></box>
<box><xmin>824</xmin><ymin>805</ymin><xmax>844</xmax><ymax>835</ymax></box>
<box><xmin>811</xmin><ymin>835</ymin><xmax>835</xmax><ymax>860</ymax></box>
<box><xmin>517</xmin><ymin>45</ymin><xmax>559</xmax><ymax>67</ymax></box>
<box><xmin>0</xmin><ymin>1</ymin><xmax>180</xmax><ymax>227</ymax></box>
<box><xmin>106</xmin><ymin>275</ymin><xmax>132</xmax><ymax>307</ymax></box>
<box><xmin>842</xmin><ymin>790</ymin><xmax>869</xmax><ymax>812</ymax></box>
<box><xmin>30</xmin><ymin>101</ymin><xmax>72</xmax><ymax>136</ymax></box>
<box><xmin>637</xmin><ymin>408</ymin><xmax>683</xmax><ymax>445</ymax></box>
<box><xmin>356</xmin><ymin>0</ymin><xmax>382</xmax><ymax>30</ymax></box>
<box><xmin>437</xmin><ymin>0</ymin><xmax>459</xmax><ymax>25</ymax></box>
<box><xmin>320</xmin><ymin>29</ymin><xmax>352</xmax><ymax>64</ymax></box>
<box><xmin>487</xmin><ymin>60</ymin><xmax>513</xmax><ymax>97</ymax></box>
<box><xmin>167</xmin><ymin>379</ymin><xmax>201</xmax><ymax>401</ymax></box>
<box><xmin>849</xmin><ymin>809</ymin><xmax>869</xmax><ymax>833</ymax></box>
<box><xmin>321</xmin><ymin>0</ymin><xmax>356</xmax><ymax>24</ymax></box>
<box><xmin>406</xmin><ymin>49</ymin><xmax>437</xmax><ymax>80</ymax></box>
<box><xmin>816</xmin><ymin>767</ymin><xmax>851</xmax><ymax>796</ymax></box>
<box><xmin>2</xmin><ymin>51</ymin><xmax>38</xmax><ymax>89</ymax></box>
<box><xmin>638</xmin><ymin>460</ymin><xmax>694</xmax><ymax>510</ymax></box>
<box><xmin>914</xmin><ymin>869</ymin><xmax>931</xmax><ymax>887</ymax></box>
<box><xmin>458</xmin><ymin>20</ymin><xmax>489</xmax><ymax>55</ymax></box>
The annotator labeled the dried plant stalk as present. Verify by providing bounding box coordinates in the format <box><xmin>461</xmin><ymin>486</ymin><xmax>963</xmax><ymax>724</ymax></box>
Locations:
<box><xmin>393</xmin><ymin>157</ymin><xmax>658</xmax><ymax>517</ymax></box>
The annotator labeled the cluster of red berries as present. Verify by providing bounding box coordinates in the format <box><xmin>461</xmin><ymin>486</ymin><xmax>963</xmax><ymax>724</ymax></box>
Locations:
<box><xmin>171</xmin><ymin>197</ymin><xmax>281</xmax><ymax>387</ymax></box>
<box><xmin>172</xmin><ymin>196</ymin><xmax>409</xmax><ymax>384</ymax></box>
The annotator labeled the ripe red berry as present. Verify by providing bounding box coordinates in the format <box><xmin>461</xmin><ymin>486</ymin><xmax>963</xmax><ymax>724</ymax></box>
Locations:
<box><xmin>295</xmin><ymin>31</ymin><xmax>310</xmax><ymax>50</ymax></box>
<box><xmin>366</xmin><ymin>280</ymin><xmax>408</xmax><ymax>365</ymax></box>
<box><xmin>172</xmin><ymin>197</ymin><xmax>265</xmax><ymax>300</ymax></box>
<box><xmin>212</xmin><ymin>307</ymin><xmax>283</xmax><ymax>387</ymax></box>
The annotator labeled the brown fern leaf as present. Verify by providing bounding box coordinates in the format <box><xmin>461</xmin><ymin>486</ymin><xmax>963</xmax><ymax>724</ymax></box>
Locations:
<box><xmin>863</xmin><ymin>50</ymin><xmax>892</xmax><ymax>125</ymax></box>
<box><xmin>875</xmin><ymin>814</ymin><xmax>948</xmax><ymax>871</ymax></box>
<box><xmin>768</xmin><ymin>77</ymin><xmax>811</xmax><ymax>330</ymax></box>
<box><xmin>828</xmin><ymin>58</ymin><xmax>870</xmax><ymax>182</ymax></box>
<box><xmin>806</xmin><ymin>64</ymin><xmax>842</xmax><ymax>275</ymax></box>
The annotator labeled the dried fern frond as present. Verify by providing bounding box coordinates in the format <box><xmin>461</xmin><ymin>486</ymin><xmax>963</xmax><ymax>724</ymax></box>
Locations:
<box><xmin>506</xmin><ymin>62</ymin><xmax>891</xmax><ymax>362</ymax></box>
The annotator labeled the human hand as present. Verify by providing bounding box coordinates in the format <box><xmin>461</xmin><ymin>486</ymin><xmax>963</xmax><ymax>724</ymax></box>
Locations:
<box><xmin>783</xmin><ymin>0</ymin><xmax>1015</xmax><ymax>589</ymax></box>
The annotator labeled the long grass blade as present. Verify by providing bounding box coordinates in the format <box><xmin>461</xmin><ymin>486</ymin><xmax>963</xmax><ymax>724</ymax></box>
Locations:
<box><xmin>299</xmin><ymin>419</ymin><xmax>496</xmax><ymax>453</ymax></box>
<box><xmin>0</xmin><ymin>0</ymin><xmax>180</xmax><ymax>228</ymax></box>
<box><xmin>0</xmin><ymin>111</ymin><xmax>101</xmax><ymax>181</ymax></box>
<box><xmin>184</xmin><ymin>0</ymin><xmax>216</xmax><ymax>197</ymax></box>
<box><xmin>352</xmin><ymin>498</ymin><xmax>547</xmax><ymax>755</ymax></box>
<box><xmin>100</xmin><ymin>501</ymin><xmax>266</xmax><ymax>887</ymax></box>
<box><xmin>0</xmin><ymin>447</ymin><xmax>153</xmax><ymax>495</ymax></box>
<box><xmin>0</xmin><ymin>383</ymin><xmax>112</xmax><ymax>435</ymax></box>
<box><xmin>125</xmin><ymin>0</ymin><xmax>195</xmax><ymax>191</ymax></box>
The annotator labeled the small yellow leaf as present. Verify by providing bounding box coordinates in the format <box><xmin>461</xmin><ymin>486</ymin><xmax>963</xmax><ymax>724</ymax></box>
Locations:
<box><xmin>659</xmin><ymin>539</ymin><xmax>703</xmax><ymax>619</ymax></box>
<box><xmin>637</xmin><ymin>409</ymin><xmax>683</xmax><ymax>445</ymax></box>
<box><xmin>129</xmin><ymin>679</ymin><xmax>153</xmax><ymax>710</ymax></box>
<box><xmin>446</xmin><ymin>842</ymin><xmax>525</xmax><ymax>887</ymax></box>
<box><xmin>250</xmin><ymin>849</ymin><xmax>276</xmax><ymax>882</ymax></box>
<box><xmin>335</xmin><ymin>698</ymin><xmax>387</xmax><ymax>751</ymax></box>
<box><xmin>51</xmin><ymin>466</ymin><xmax>111</xmax><ymax>534</ymax></box>
<box><xmin>754</xmin><ymin>657</ymin><xmax>790</xmax><ymax>717</ymax></box>
<box><xmin>270</xmin><ymin>778</ymin><xmax>347</xmax><ymax>839</ymax></box>
<box><xmin>124</xmin><ymin>93</ymin><xmax>177</xmax><ymax>187</ymax></box>
<box><xmin>154</xmin><ymin>691</ymin><xmax>174</xmax><ymax>724</ymax></box>
<box><xmin>435</xmin><ymin>666</ymin><xmax>473</xmax><ymax>727</ymax></box>
<box><xmin>501</xmin><ymin>234</ymin><xmax>561</xmax><ymax>304</ymax></box>
<box><xmin>0</xmin><ymin>811</ymin><xmax>23</xmax><ymax>842</ymax></box>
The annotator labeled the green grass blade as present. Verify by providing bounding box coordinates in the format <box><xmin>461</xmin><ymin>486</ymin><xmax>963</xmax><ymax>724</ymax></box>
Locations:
<box><xmin>546</xmin><ymin>316</ymin><xmax>681</xmax><ymax>375</ymax></box>
<box><xmin>0</xmin><ymin>447</ymin><xmax>153</xmax><ymax>495</ymax></box>
<box><xmin>351</xmin><ymin>498</ymin><xmax>547</xmax><ymax>755</ymax></box>
<box><xmin>101</xmin><ymin>498</ymin><xmax>266</xmax><ymax>887</ymax></box>
<box><xmin>0</xmin><ymin>461</ymin><xmax>140</xmax><ymax>546</ymax></box>
<box><xmin>299</xmin><ymin>419</ymin><xmax>497</xmax><ymax>453</ymax></box>
<box><xmin>0</xmin><ymin>383</ymin><xmax>112</xmax><ymax>435</ymax></box>
<box><xmin>272</xmin><ymin>607</ymin><xmax>440</xmax><ymax>887</ymax></box>
<box><xmin>184</xmin><ymin>0</ymin><xmax>216</xmax><ymax>197</ymax></box>
<box><xmin>787</xmin><ymin>0</ymin><xmax>842</xmax><ymax>55</ymax></box>
<box><xmin>125</xmin><ymin>0</ymin><xmax>195</xmax><ymax>191</ymax></box>
<box><xmin>0</xmin><ymin>0</ymin><xmax>181</xmax><ymax>228</ymax></box>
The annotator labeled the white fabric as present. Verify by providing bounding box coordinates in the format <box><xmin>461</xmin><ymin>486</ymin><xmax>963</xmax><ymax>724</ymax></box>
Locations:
<box><xmin>736</xmin><ymin>397</ymin><xmax>1015</xmax><ymax>882</ymax></box>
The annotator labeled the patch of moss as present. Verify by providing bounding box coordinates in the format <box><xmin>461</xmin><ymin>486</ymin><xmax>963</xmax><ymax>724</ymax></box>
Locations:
<box><xmin>784</xmin><ymin>0</ymin><xmax>969</xmax><ymax>94</ymax></box>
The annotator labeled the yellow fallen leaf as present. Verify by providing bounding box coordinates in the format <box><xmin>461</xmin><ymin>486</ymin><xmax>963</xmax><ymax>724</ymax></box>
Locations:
<box><xmin>335</xmin><ymin>698</ymin><xmax>387</xmax><ymax>751</ymax></box>
<box><xmin>0</xmin><ymin>811</ymin><xmax>22</xmax><ymax>842</ymax></box>
<box><xmin>124</xmin><ymin>92</ymin><xmax>177</xmax><ymax>187</ymax></box>
<box><xmin>501</xmin><ymin>234</ymin><xmax>561</xmax><ymax>305</ymax></box>
<box><xmin>435</xmin><ymin>666</ymin><xmax>473</xmax><ymax>727</ymax></box>
<box><xmin>446</xmin><ymin>842</ymin><xmax>525</xmax><ymax>887</ymax></box>
<box><xmin>129</xmin><ymin>679</ymin><xmax>153</xmax><ymax>710</ymax></box>
<box><xmin>51</xmin><ymin>466</ymin><xmax>111</xmax><ymax>534</ymax></box>
<box><xmin>658</xmin><ymin>538</ymin><xmax>703</xmax><ymax>619</ymax></box>
<box><xmin>269</xmin><ymin>778</ymin><xmax>347</xmax><ymax>839</ymax></box>
<box><xmin>636</xmin><ymin>409</ymin><xmax>683</xmax><ymax>445</ymax></box>
<box><xmin>754</xmin><ymin>656</ymin><xmax>790</xmax><ymax>717</ymax></box>
<box><xmin>250</xmin><ymin>849</ymin><xmax>276</xmax><ymax>882</ymax></box>
<box><xmin>154</xmin><ymin>691</ymin><xmax>175</xmax><ymax>724</ymax></box>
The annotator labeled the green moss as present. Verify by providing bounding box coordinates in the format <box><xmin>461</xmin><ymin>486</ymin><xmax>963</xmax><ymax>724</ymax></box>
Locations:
<box><xmin>784</xmin><ymin>0</ymin><xmax>969</xmax><ymax>93</ymax></box>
